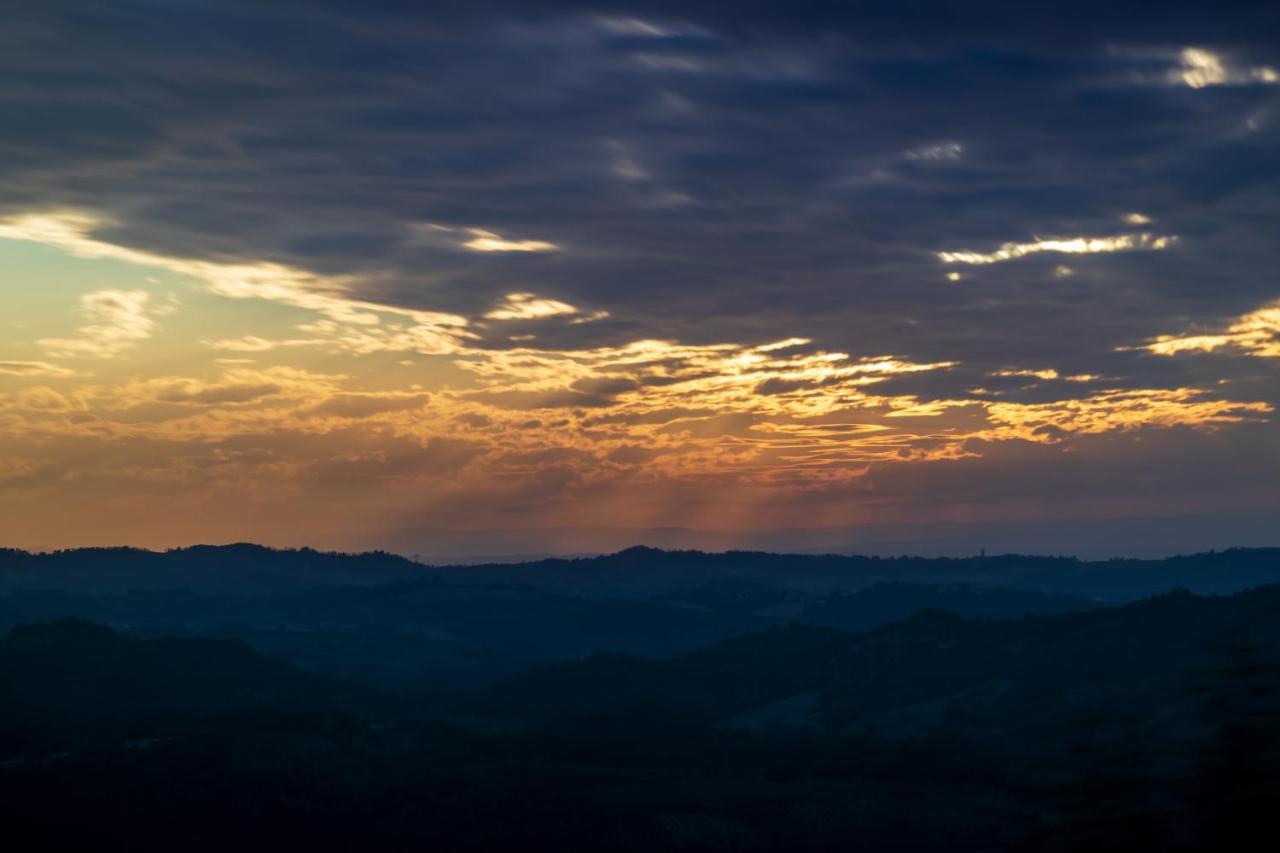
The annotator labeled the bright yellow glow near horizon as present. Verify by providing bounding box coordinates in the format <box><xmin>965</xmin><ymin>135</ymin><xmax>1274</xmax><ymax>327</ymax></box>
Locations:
<box><xmin>0</xmin><ymin>210</ymin><xmax>1271</xmax><ymax>551</ymax></box>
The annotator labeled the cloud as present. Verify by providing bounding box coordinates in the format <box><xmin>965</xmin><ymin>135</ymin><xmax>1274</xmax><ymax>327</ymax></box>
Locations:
<box><xmin>1168</xmin><ymin>47</ymin><xmax>1278</xmax><ymax>89</ymax></box>
<box><xmin>1</xmin><ymin>386</ymin><xmax>75</xmax><ymax>413</ymax></box>
<box><xmin>0</xmin><ymin>361</ymin><xmax>77</xmax><ymax>377</ymax></box>
<box><xmin>1131</xmin><ymin>300</ymin><xmax>1280</xmax><ymax>358</ymax></box>
<box><xmin>594</xmin><ymin>16</ymin><xmax>673</xmax><ymax>38</ymax></box>
<box><xmin>36</xmin><ymin>289</ymin><xmax>157</xmax><ymax>358</ymax></box>
<box><xmin>461</xmin><ymin>229</ymin><xmax>559</xmax><ymax>253</ymax></box>
<box><xmin>156</xmin><ymin>382</ymin><xmax>284</xmax><ymax>406</ymax></box>
<box><xmin>983</xmin><ymin>388</ymin><xmax>1272</xmax><ymax>442</ymax></box>
<box><xmin>1</xmin><ymin>2</ymin><xmax>1279</xmax><ymax>547</ymax></box>
<box><xmin>301</xmin><ymin>393</ymin><xmax>432</xmax><ymax>420</ymax></box>
<box><xmin>592</xmin><ymin>15</ymin><xmax>714</xmax><ymax>40</ymax></box>
<box><xmin>205</xmin><ymin>336</ymin><xmax>306</xmax><ymax>353</ymax></box>
<box><xmin>484</xmin><ymin>292</ymin><xmax>584</xmax><ymax>320</ymax></box>
<box><xmin>304</xmin><ymin>438</ymin><xmax>483</xmax><ymax>489</ymax></box>
<box><xmin>0</xmin><ymin>211</ymin><xmax>471</xmax><ymax>355</ymax></box>
<box><xmin>937</xmin><ymin>233</ymin><xmax>1178</xmax><ymax>265</ymax></box>
<box><xmin>991</xmin><ymin>368</ymin><xmax>1060</xmax><ymax>380</ymax></box>
<box><xmin>903</xmin><ymin>142</ymin><xmax>963</xmax><ymax>161</ymax></box>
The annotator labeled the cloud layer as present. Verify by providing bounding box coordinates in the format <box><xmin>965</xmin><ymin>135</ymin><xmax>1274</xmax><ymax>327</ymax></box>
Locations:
<box><xmin>1</xmin><ymin>1</ymin><xmax>1278</xmax><ymax>553</ymax></box>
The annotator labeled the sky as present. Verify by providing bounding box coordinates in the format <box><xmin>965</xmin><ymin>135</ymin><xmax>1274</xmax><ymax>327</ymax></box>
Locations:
<box><xmin>1</xmin><ymin>1</ymin><xmax>1278</xmax><ymax>557</ymax></box>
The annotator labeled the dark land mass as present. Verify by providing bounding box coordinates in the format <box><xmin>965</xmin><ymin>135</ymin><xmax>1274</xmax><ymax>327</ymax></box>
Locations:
<box><xmin>1</xmin><ymin>545</ymin><xmax>1275</xmax><ymax>689</ymax></box>
<box><xmin>2</xmin><ymin>546</ymin><xmax>1280</xmax><ymax>850</ymax></box>
<box><xmin>4</xmin><ymin>543</ymin><xmax>1279</xmax><ymax>598</ymax></box>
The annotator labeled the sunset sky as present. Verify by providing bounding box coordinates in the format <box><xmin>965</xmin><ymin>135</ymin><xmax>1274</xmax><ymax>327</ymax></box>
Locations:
<box><xmin>2</xmin><ymin>2</ymin><xmax>1278</xmax><ymax>556</ymax></box>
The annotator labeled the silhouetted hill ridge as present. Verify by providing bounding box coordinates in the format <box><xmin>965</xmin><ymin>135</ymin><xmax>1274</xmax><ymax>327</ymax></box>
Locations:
<box><xmin>480</xmin><ymin>583</ymin><xmax>1280</xmax><ymax>741</ymax></box>
<box><xmin>1</xmin><ymin>544</ymin><xmax>1277</xmax><ymax>599</ymax></box>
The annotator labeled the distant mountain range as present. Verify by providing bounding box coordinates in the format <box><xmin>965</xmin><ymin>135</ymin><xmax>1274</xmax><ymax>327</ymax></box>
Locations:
<box><xmin>365</xmin><ymin>512</ymin><xmax>1280</xmax><ymax>561</ymax></box>
<box><xmin>3</xmin><ymin>543</ymin><xmax>1279</xmax><ymax>598</ymax></box>
<box><xmin>2</xmin><ymin>545</ymin><xmax>1276</xmax><ymax>691</ymax></box>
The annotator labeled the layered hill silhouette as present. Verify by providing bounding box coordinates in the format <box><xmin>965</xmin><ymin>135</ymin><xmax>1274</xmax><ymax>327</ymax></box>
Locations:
<box><xmin>2</xmin><ymin>545</ymin><xmax>1277</xmax><ymax>691</ymax></box>
<box><xmin>4</xmin><ymin>579</ymin><xmax>1280</xmax><ymax>851</ymax></box>
<box><xmin>482</xmin><ymin>585</ymin><xmax>1280</xmax><ymax>742</ymax></box>
<box><xmin>7</xmin><ymin>582</ymin><xmax>1280</xmax><ymax>747</ymax></box>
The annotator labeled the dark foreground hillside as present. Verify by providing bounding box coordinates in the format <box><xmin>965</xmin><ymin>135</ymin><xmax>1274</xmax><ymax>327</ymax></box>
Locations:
<box><xmin>4</xmin><ymin>583</ymin><xmax>1280</xmax><ymax>851</ymax></box>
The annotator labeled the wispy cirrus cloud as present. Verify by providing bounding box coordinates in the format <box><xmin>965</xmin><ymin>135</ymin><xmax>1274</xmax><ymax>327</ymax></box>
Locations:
<box><xmin>937</xmin><ymin>233</ymin><xmax>1178</xmax><ymax>266</ymax></box>
<box><xmin>36</xmin><ymin>289</ymin><xmax>161</xmax><ymax>359</ymax></box>
<box><xmin>0</xmin><ymin>361</ymin><xmax>78</xmax><ymax>377</ymax></box>
<box><xmin>1130</xmin><ymin>301</ymin><xmax>1280</xmax><ymax>358</ymax></box>
<box><xmin>461</xmin><ymin>229</ymin><xmax>560</xmax><ymax>253</ymax></box>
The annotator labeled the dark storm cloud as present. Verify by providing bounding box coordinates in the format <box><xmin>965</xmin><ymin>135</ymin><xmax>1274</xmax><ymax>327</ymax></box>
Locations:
<box><xmin>3</xmin><ymin>0</ymin><xmax>1279</xmax><ymax>398</ymax></box>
